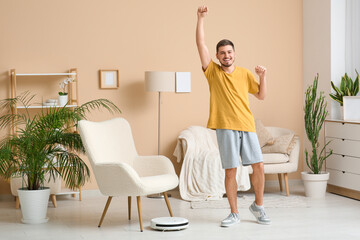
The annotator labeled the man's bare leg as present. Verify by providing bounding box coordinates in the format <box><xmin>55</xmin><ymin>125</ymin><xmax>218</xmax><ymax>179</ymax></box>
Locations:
<box><xmin>250</xmin><ymin>162</ymin><xmax>264</xmax><ymax>205</ymax></box>
<box><xmin>225</xmin><ymin>168</ymin><xmax>238</xmax><ymax>213</ymax></box>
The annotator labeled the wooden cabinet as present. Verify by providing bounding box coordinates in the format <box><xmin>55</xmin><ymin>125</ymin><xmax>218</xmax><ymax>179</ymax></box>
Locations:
<box><xmin>9</xmin><ymin>68</ymin><xmax>81</xmax><ymax>200</ymax></box>
<box><xmin>325</xmin><ymin>119</ymin><xmax>360</xmax><ymax>200</ymax></box>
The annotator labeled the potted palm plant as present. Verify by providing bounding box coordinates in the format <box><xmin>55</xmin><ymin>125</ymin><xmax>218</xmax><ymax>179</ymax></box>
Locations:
<box><xmin>301</xmin><ymin>74</ymin><xmax>333</xmax><ymax>198</ymax></box>
<box><xmin>0</xmin><ymin>92</ymin><xmax>121</xmax><ymax>223</ymax></box>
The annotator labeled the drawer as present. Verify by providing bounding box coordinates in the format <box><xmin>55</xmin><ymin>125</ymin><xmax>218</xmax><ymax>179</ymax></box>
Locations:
<box><xmin>327</xmin><ymin>169</ymin><xmax>360</xmax><ymax>191</ymax></box>
<box><xmin>325</xmin><ymin>121</ymin><xmax>360</xmax><ymax>141</ymax></box>
<box><xmin>326</xmin><ymin>137</ymin><xmax>360</xmax><ymax>157</ymax></box>
<box><xmin>326</xmin><ymin>154</ymin><xmax>360</xmax><ymax>175</ymax></box>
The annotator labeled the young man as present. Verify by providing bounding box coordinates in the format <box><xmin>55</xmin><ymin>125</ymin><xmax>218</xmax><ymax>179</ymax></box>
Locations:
<box><xmin>196</xmin><ymin>6</ymin><xmax>271</xmax><ymax>227</ymax></box>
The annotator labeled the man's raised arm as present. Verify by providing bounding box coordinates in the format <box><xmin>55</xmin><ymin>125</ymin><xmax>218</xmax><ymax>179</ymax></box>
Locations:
<box><xmin>196</xmin><ymin>6</ymin><xmax>211</xmax><ymax>71</ymax></box>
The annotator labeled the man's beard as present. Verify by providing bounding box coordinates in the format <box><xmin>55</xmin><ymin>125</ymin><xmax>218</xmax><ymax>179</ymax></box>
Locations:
<box><xmin>221</xmin><ymin>62</ymin><xmax>233</xmax><ymax>68</ymax></box>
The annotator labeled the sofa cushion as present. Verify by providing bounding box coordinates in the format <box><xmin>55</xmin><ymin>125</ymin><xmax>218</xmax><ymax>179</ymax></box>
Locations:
<box><xmin>255</xmin><ymin>119</ymin><xmax>274</xmax><ymax>147</ymax></box>
<box><xmin>262</xmin><ymin>153</ymin><xmax>289</xmax><ymax>164</ymax></box>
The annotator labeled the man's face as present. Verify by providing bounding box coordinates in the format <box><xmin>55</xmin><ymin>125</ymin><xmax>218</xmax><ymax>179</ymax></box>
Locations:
<box><xmin>216</xmin><ymin>45</ymin><xmax>235</xmax><ymax>68</ymax></box>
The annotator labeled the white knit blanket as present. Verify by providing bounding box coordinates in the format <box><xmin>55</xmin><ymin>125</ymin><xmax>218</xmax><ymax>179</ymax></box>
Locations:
<box><xmin>173</xmin><ymin>126</ymin><xmax>250</xmax><ymax>201</ymax></box>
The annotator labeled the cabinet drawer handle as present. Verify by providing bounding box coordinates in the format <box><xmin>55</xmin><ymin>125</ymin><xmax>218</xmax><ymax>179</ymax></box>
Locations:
<box><xmin>342</xmin><ymin>123</ymin><xmax>345</xmax><ymax>125</ymax></box>
<box><xmin>342</xmin><ymin>139</ymin><xmax>345</xmax><ymax>141</ymax></box>
<box><xmin>342</xmin><ymin>155</ymin><xmax>345</xmax><ymax>157</ymax></box>
<box><xmin>342</xmin><ymin>171</ymin><xmax>345</xmax><ymax>174</ymax></box>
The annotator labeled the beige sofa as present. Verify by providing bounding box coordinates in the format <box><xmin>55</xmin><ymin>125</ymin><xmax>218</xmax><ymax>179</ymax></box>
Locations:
<box><xmin>175</xmin><ymin>126</ymin><xmax>300</xmax><ymax>198</ymax></box>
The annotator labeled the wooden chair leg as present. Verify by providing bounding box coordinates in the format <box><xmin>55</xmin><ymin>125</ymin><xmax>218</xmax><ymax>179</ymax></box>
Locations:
<box><xmin>136</xmin><ymin>196</ymin><xmax>143</xmax><ymax>232</ymax></box>
<box><xmin>15</xmin><ymin>196</ymin><xmax>20</xmax><ymax>209</ymax></box>
<box><xmin>50</xmin><ymin>194</ymin><xmax>57</xmax><ymax>208</ymax></box>
<box><xmin>278</xmin><ymin>173</ymin><xmax>283</xmax><ymax>192</ymax></box>
<box><xmin>284</xmin><ymin>173</ymin><xmax>290</xmax><ymax>196</ymax></box>
<box><xmin>163</xmin><ymin>192</ymin><xmax>173</xmax><ymax>217</ymax></box>
<box><xmin>98</xmin><ymin>196</ymin><xmax>112</xmax><ymax>227</ymax></box>
<box><xmin>79</xmin><ymin>186</ymin><xmax>82</xmax><ymax>201</ymax></box>
<box><xmin>72</xmin><ymin>186</ymin><xmax>82</xmax><ymax>201</ymax></box>
<box><xmin>128</xmin><ymin>196</ymin><xmax>131</xmax><ymax>220</ymax></box>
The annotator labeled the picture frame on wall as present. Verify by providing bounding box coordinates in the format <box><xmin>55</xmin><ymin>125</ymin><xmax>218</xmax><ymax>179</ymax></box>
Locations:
<box><xmin>99</xmin><ymin>70</ymin><xmax>119</xmax><ymax>89</ymax></box>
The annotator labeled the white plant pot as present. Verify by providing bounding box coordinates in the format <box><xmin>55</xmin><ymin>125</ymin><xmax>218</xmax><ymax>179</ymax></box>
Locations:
<box><xmin>17</xmin><ymin>187</ymin><xmax>50</xmax><ymax>224</ymax></box>
<box><xmin>301</xmin><ymin>171</ymin><xmax>330</xmax><ymax>198</ymax></box>
<box><xmin>58</xmin><ymin>95</ymin><xmax>68</xmax><ymax>107</ymax></box>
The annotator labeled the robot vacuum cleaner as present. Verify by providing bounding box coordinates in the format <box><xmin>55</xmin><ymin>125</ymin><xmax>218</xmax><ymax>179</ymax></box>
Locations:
<box><xmin>150</xmin><ymin>217</ymin><xmax>189</xmax><ymax>231</ymax></box>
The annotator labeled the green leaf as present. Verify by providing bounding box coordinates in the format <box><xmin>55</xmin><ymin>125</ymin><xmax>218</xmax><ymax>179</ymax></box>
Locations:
<box><xmin>331</xmin><ymin>81</ymin><xmax>343</xmax><ymax>96</ymax></box>
<box><xmin>340</xmin><ymin>75</ymin><xmax>346</xmax><ymax>93</ymax></box>
<box><xmin>329</xmin><ymin>93</ymin><xmax>343</xmax><ymax>105</ymax></box>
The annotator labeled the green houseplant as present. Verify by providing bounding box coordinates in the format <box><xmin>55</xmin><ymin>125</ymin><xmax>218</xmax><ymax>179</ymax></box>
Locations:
<box><xmin>302</xmin><ymin>74</ymin><xmax>333</xmax><ymax>198</ymax></box>
<box><xmin>58</xmin><ymin>78</ymin><xmax>74</xmax><ymax>106</ymax></box>
<box><xmin>0</xmin><ymin>92</ymin><xmax>121</xmax><ymax>222</ymax></box>
<box><xmin>329</xmin><ymin>70</ymin><xmax>359</xmax><ymax>106</ymax></box>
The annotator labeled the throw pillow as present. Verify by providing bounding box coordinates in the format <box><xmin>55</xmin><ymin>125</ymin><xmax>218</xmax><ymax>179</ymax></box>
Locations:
<box><xmin>261</xmin><ymin>133</ymin><xmax>296</xmax><ymax>154</ymax></box>
<box><xmin>255</xmin><ymin>119</ymin><xmax>274</xmax><ymax>148</ymax></box>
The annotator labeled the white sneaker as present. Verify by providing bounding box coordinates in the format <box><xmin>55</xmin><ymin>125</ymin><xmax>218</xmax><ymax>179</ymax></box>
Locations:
<box><xmin>249</xmin><ymin>201</ymin><xmax>271</xmax><ymax>225</ymax></box>
<box><xmin>220</xmin><ymin>213</ymin><xmax>240</xmax><ymax>227</ymax></box>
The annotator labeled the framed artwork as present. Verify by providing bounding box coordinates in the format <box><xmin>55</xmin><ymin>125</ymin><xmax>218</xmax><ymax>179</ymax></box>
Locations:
<box><xmin>175</xmin><ymin>72</ymin><xmax>191</xmax><ymax>93</ymax></box>
<box><xmin>99</xmin><ymin>70</ymin><xmax>119</xmax><ymax>89</ymax></box>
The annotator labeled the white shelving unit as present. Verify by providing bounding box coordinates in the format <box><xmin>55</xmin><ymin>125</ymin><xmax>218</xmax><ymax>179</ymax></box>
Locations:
<box><xmin>9</xmin><ymin>68</ymin><xmax>82</xmax><ymax>201</ymax></box>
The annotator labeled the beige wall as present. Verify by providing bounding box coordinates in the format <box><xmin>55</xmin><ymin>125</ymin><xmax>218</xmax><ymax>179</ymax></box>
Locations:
<box><xmin>0</xmin><ymin>0</ymin><xmax>303</xmax><ymax>194</ymax></box>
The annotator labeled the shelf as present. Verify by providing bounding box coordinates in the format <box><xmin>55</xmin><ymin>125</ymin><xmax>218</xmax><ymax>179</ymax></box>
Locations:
<box><xmin>56</xmin><ymin>189</ymin><xmax>80</xmax><ymax>196</ymax></box>
<box><xmin>16</xmin><ymin>105</ymin><xmax>78</xmax><ymax>109</ymax></box>
<box><xmin>15</xmin><ymin>73</ymin><xmax>77</xmax><ymax>76</ymax></box>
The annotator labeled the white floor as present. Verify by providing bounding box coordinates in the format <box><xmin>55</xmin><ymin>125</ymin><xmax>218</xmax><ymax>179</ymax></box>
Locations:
<box><xmin>1</xmin><ymin>181</ymin><xmax>360</xmax><ymax>240</ymax></box>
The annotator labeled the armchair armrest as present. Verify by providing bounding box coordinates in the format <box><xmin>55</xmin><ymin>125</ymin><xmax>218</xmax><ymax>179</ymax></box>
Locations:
<box><xmin>286</xmin><ymin>136</ymin><xmax>301</xmax><ymax>172</ymax></box>
<box><xmin>134</xmin><ymin>155</ymin><xmax>176</xmax><ymax>177</ymax></box>
<box><xmin>93</xmin><ymin>162</ymin><xmax>143</xmax><ymax>196</ymax></box>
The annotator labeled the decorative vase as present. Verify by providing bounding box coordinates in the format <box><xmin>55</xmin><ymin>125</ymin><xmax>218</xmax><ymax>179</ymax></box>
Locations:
<box><xmin>301</xmin><ymin>171</ymin><xmax>330</xmax><ymax>198</ymax></box>
<box><xmin>58</xmin><ymin>95</ymin><xmax>68</xmax><ymax>107</ymax></box>
<box><xmin>17</xmin><ymin>187</ymin><xmax>50</xmax><ymax>224</ymax></box>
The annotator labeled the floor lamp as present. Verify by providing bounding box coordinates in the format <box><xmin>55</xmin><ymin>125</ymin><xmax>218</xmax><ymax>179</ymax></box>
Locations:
<box><xmin>145</xmin><ymin>71</ymin><xmax>175</xmax><ymax>198</ymax></box>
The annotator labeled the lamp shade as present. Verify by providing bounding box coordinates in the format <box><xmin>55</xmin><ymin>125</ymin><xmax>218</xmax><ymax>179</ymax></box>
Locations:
<box><xmin>145</xmin><ymin>71</ymin><xmax>175</xmax><ymax>92</ymax></box>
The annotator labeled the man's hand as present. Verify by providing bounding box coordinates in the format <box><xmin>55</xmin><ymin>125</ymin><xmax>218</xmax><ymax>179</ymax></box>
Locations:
<box><xmin>197</xmin><ymin>6</ymin><xmax>208</xmax><ymax>19</ymax></box>
<box><xmin>255</xmin><ymin>65</ymin><xmax>266</xmax><ymax>79</ymax></box>
<box><xmin>254</xmin><ymin>65</ymin><xmax>267</xmax><ymax>100</ymax></box>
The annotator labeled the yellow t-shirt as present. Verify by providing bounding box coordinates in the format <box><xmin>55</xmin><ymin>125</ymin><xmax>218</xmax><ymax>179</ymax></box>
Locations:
<box><xmin>204</xmin><ymin>60</ymin><xmax>259</xmax><ymax>132</ymax></box>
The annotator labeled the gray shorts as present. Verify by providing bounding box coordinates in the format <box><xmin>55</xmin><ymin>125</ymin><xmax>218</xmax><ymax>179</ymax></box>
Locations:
<box><xmin>216</xmin><ymin>129</ymin><xmax>263</xmax><ymax>169</ymax></box>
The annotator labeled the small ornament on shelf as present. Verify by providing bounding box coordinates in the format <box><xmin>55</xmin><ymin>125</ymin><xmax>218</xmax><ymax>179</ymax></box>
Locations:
<box><xmin>58</xmin><ymin>78</ymin><xmax>74</xmax><ymax>107</ymax></box>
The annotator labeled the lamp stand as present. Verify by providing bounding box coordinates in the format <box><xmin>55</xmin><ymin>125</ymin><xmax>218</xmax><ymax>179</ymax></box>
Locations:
<box><xmin>147</xmin><ymin>92</ymin><xmax>171</xmax><ymax>199</ymax></box>
<box><xmin>158</xmin><ymin>91</ymin><xmax>161</xmax><ymax>155</ymax></box>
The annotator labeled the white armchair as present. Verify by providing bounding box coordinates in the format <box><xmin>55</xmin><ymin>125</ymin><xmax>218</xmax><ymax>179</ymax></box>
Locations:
<box><xmin>78</xmin><ymin>118</ymin><xmax>179</xmax><ymax>232</ymax></box>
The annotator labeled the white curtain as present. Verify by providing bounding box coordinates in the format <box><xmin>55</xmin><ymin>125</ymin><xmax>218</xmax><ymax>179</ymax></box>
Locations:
<box><xmin>345</xmin><ymin>0</ymin><xmax>360</xmax><ymax>83</ymax></box>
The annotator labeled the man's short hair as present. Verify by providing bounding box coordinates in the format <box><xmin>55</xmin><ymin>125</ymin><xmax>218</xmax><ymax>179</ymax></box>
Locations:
<box><xmin>216</xmin><ymin>39</ymin><xmax>235</xmax><ymax>53</ymax></box>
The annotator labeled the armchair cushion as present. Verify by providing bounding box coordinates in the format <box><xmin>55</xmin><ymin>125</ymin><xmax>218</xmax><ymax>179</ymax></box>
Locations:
<box><xmin>261</xmin><ymin>133</ymin><xmax>296</xmax><ymax>154</ymax></box>
<box><xmin>263</xmin><ymin>153</ymin><xmax>289</xmax><ymax>164</ymax></box>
